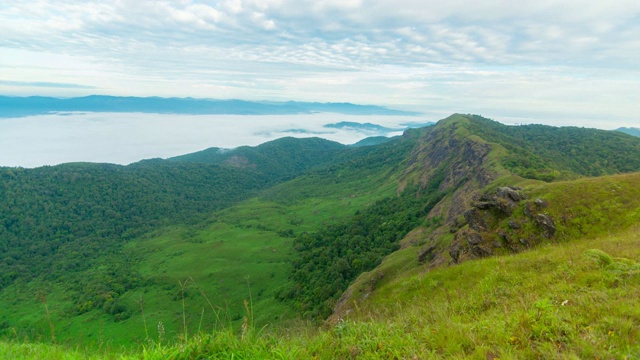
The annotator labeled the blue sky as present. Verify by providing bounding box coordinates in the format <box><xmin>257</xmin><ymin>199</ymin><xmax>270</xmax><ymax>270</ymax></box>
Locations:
<box><xmin>1</xmin><ymin>0</ymin><xmax>639</xmax><ymax>128</ymax></box>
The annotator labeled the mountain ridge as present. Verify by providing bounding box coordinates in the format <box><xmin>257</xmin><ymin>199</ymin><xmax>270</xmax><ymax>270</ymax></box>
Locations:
<box><xmin>327</xmin><ymin>114</ymin><xmax>640</xmax><ymax>323</ymax></box>
<box><xmin>616</xmin><ymin>126</ymin><xmax>640</xmax><ymax>137</ymax></box>
<box><xmin>0</xmin><ymin>95</ymin><xmax>421</xmax><ymax>117</ymax></box>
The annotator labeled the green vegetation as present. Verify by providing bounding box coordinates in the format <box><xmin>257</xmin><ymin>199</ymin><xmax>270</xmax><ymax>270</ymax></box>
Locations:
<box><xmin>287</xmin><ymin>186</ymin><xmax>446</xmax><ymax>318</ymax></box>
<box><xmin>1</xmin><ymin>113</ymin><xmax>640</xmax><ymax>358</ymax></box>
<box><xmin>0</xmin><ymin>130</ymin><xmax>421</xmax><ymax>346</ymax></box>
<box><xmin>463</xmin><ymin>115</ymin><xmax>640</xmax><ymax>180</ymax></box>
<box><xmin>169</xmin><ymin>137</ymin><xmax>347</xmax><ymax>181</ymax></box>
<box><xmin>2</xmin><ymin>225</ymin><xmax>638</xmax><ymax>359</ymax></box>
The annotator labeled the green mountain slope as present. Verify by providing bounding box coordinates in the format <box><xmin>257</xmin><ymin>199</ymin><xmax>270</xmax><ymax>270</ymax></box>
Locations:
<box><xmin>288</xmin><ymin>114</ymin><xmax>640</xmax><ymax>321</ymax></box>
<box><xmin>1</xmin><ymin>113</ymin><xmax>639</xmax><ymax>354</ymax></box>
<box><xmin>463</xmin><ymin>116</ymin><xmax>640</xmax><ymax>179</ymax></box>
<box><xmin>319</xmin><ymin>115</ymin><xmax>639</xmax><ymax>311</ymax></box>
<box><xmin>168</xmin><ymin>137</ymin><xmax>347</xmax><ymax>181</ymax></box>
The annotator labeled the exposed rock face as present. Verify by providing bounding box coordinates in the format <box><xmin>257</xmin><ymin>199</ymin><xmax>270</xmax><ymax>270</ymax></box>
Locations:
<box><xmin>449</xmin><ymin>228</ymin><xmax>495</xmax><ymax>263</ymax></box>
<box><xmin>465</xmin><ymin>208</ymin><xmax>488</xmax><ymax>231</ymax></box>
<box><xmin>440</xmin><ymin>185</ymin><xmax>558</xmax><ymax>265</ymax></box>
<box><xmin>402</xmin><ymin>117</ymin><xmax>557</xmax><ymax>268</ymax></box>
<box><xmin>535</xmin><ymin>213</ymin><xmax>556</xmax><ymax>238</ymax></box>
<box><xmin>417</xmin><ymin>244</ymin><xmax>437</xmax><ymax>264</ymax></box>
<box><xmin>534</xmin><ymin>198</ymin><xmax>548</xmax><ymax>208</ymax></box>
<box><xmin>330</xmin><ymin>116</ymin><xmax>565</xmax><ymax>323</ymax></box>
<box><xmin>399</xmin><ymin>118</ymin><xmax>497</xmax><ymax>224</ymax></box>
<box><xmin>496</xmin><ymin>187</ymin><xmax>525</xmax><ymax>202</ymax></box>
<box><xmin>474</xmin><ymin>186</ymin><xmax>525</xmax><ymax>215</ymax></box>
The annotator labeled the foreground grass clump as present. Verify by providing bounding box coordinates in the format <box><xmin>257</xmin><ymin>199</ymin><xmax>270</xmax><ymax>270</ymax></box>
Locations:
<box><xmin>3</xmin><ymin>226</ymin><xmax>639</xmax><ymax>359</ymax></box>
<box><xmin>0</xmin><ymin>341</ymin><xmax>119</xmax><ymax>360</ymax></box>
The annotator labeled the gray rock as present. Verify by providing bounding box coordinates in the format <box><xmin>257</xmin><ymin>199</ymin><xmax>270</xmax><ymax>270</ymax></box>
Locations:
<box><xmin>496</xmin><ymin>187</ymin><xmax>525</xmax><ymax>202</ymax></box>
<box><xmin>466</xmin><ymin>231</ymin><xmax>484</xmax><ymax>245</ymax></box>
<box><xmin>464</xmin><ymin>208</ymin><xmax>488</xmax><ymax>231</ymax></box>
<box><xmin>535</xmin><ymin>213</ymin><xmax>556</xmax><ymax>238</ymax></box>
<box><xmin>523</xmin><ymin>202</ymin><xmax>535</xmax><ymax>218</ymax></box>
<box><xmin>508</xmin><ymin>220</ymin><xmax>521</xmax><ymax>229</ymax></box>
<box><xmin>418</xmin><ymin>245</ymin><xmax>437</xmax><ymax>264</ymax></box>
<box><xmin>449</xmin><ymin>243</ymin><xmax>461</xmax><ymax>263</ymax></box>
<box><xmin>534</xmin><ymin>198</ymin><xmax>548</xmax><ymax>208</ymax></box>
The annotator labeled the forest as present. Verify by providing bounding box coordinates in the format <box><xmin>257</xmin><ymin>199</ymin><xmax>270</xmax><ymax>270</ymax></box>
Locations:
<box><xmin>1</xmin><ymin>114</ymin><xmax>640</xmax><ymax>348</ymax></box>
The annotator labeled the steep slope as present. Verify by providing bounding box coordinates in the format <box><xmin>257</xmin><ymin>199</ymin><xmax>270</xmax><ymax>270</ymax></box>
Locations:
<box><xmin>328</xmin><ymin>114</ymin><xmax>640</xmax><ymax>323</ymax></box>
<box><xmin>288</xmin><ymin>114</ymin><xmax>640</xmax><ymax>321</ymax></box>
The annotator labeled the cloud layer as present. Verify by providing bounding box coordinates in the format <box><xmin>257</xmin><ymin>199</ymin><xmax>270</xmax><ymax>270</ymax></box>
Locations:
<box><xmin>1</xmin><ymin>1</ymin><xmax>639</xmax><ymax>126</ymax></box>
<box><xmin>0</xmin><ymin>112</ymin><xmax>413</xmax><ymax>167</ymax></box>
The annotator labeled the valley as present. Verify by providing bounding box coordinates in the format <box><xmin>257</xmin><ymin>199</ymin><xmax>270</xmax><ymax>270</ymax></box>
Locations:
<box><xmin>1</xmin><ymin>114</ymin><xmax>639</xmax><ymax>358</ymax></box>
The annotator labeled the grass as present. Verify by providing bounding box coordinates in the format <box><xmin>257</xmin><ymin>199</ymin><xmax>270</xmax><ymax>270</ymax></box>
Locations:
<box><xmin>529</xmin><ymin>172</ymin><xmax>640</xmax><ymax>239</ymax></box>
<box><xmin>3</xmin><ymin>224</ymin><xmax>638</xmax><ymax>359</ymax></box>
<box><xmin>0</xmin><ymin>157</ymin><xmax>401</xmax><ymax>349</ymax></box>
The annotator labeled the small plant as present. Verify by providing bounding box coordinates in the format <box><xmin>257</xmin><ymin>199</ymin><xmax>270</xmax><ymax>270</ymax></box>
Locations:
<box><xmin>135</xmin><ymin>294</ymin><xmax>149</xmax><ymax>340</ymax></box>
<box><xmin>37</xmin><ymin>292</ymin><xmax>56</xmax><ymax>344</ymax></box>
<box><xmin>179</xmin><ymin>278</ymin><xmax>192</xmax><ymax>343</ymax></box>
<box><xmin>157</xmin><ymin>321</ymin><xmax>165</xmax><ymax>343</ymax></box>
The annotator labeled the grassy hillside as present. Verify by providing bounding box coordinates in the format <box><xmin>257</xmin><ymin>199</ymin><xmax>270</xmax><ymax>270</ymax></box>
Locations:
<box><xmin>3</xmin><ymin>223</ymin><xmax>638</xmax><ymax>359</ymax></box>
<box><xmin>336</xmin><ymin>172</ymin><xmax>640</xmax><ymax>317</ymax></box>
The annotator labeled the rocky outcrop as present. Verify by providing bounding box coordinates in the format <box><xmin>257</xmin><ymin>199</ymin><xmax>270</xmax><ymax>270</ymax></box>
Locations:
<box><xmin>535</xmin><ymin>213</ymin><xmax>556</xmax><ymax>238</ymax></box>
<box><xmin>449</xmin><ymin>228</ymin><xmax>494</xmax><ymax>263</ymax></box>
<box><xmin>417</xmin><ymin>244</ymin><xmax>437</xmax><ymax>264</ymax></box>
<box><xmin>401</xmin><ymin>118</ymin><xmax>559</xmax><ymax>267</ymax></box>
<box><xmin>446</xmin><ymin>186</ymin><xmax>526</xmax><ymax>263</ymax></box>
<box><xmin>438</xmin><ymin>186</ymin><xmax>560</xmax><ymax>265</ymax></box>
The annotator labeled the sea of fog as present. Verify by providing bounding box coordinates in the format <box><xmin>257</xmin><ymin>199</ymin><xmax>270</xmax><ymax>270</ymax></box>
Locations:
<box><xmin>0</xmin><ymin>112</ymin><xmax>430</xmax><ymax>168</ymax></box>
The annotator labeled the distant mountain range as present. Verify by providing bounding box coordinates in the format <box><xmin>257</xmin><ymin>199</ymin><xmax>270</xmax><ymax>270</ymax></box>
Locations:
<box><xmin>0</xmin><ymin>95</ymin><xmax>421</xmax><ymax>117</ymax></box>
<box><xmin>276</xmin><ymin>121</ymin><xmax>436</xmax><ymax>138</ymax></box>
<box><xmin>324</xmin><ymin>121</ymin><xmax>404</xmax><ymax>133</ymax></box>
<box><xmin>616</xmin><ymin>127</ymin><xmax>640</xmax><ymax>137</ymax></box>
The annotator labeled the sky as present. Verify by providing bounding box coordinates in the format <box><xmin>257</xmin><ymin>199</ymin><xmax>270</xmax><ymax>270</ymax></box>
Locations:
<box><xmin>1</xmin><ymin>0</ymin><xmax>640</xmax><ymax>128</ymax></box>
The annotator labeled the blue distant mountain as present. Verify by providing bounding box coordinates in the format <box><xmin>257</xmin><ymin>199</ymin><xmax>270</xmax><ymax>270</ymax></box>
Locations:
<box><xmin>0</xmin><ymin>95</ymin><xmax>421</xmax><ymax>117</ymax></box>
<box><xmin>615</xmin><ymin>127</ymin><xmax>640</xmax><ymax>137</ymax></box>
<box><xmin>323</xmin><ymin>121</ymin><xmax>404</xmax><ymax>134</ymax></box>
<box><xmin>322</xmin><ymin>120</ymin><xmax>435</xmax><ymax>135</ymax></box>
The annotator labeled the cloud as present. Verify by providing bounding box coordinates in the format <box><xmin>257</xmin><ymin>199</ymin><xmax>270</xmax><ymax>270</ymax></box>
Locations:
<box><xmin>0</xmin><ymin>80</ymin><xmax>96</xmax><ymax>89</ymax></box>
<box><xmin>0</xmin><ymin>0</ymin><xmax>639</xmax><ymax>127</ymax></box>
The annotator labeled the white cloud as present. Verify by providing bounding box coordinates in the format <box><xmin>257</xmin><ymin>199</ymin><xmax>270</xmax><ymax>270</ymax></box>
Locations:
<box><xmin>0</xmin><ymin>0</ymin><xmax>639</xmax><ymax>128</ymax></box>
<box><xmin>0</xmin><ymin>112</ymin><xmax>420</xmax><ymax>167</ymax></box>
